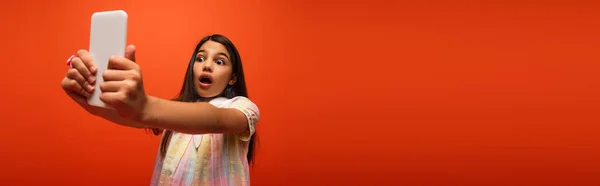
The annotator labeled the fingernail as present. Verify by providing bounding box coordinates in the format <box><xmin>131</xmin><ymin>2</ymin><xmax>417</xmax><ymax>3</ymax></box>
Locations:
<box><xmin>90</xmin><ymin>66</ymin><xmax>97</xmax><ymax>73</ymax></box>
<box><xmin>88</xmin><ymin>76</ymin><xmax>96</xmax><ymax>84</ymax></box>
<box><xmin>66</xmin><ymin>55</ymin><xmax>75</xmax><ymax>66</ymax></box>
<box><xmin>87</xmin><ymin>85</ymin><xmax>94</xmax><ymax>92</ymax></box>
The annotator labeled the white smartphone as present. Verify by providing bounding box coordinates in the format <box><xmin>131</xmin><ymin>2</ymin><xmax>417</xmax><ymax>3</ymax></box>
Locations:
<box><xmin>87</xmin><ymin>10</ymin><xmax>128</xmax><ymax>108</ymax></box>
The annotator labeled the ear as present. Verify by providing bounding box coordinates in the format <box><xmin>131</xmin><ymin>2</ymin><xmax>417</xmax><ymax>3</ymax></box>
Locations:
<box><xmin>229</xmin><ymin>75</ymin><xmax>237</xmax><ymax>85</ymax></box>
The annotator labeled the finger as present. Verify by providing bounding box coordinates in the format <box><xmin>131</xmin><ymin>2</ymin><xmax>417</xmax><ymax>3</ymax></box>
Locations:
<box><xmin>108</xmin><ymin>56</ymin><xmax>138</xmax><ymax>70</ymax></box>
<box><xmin>66</xmin><ymin>68</ymin><xmax>94</xmax><ymax>93</ymax></box>
<box><xmin>125</xmin><ymin>45</ymin><xmax>136</xmax><ymax>63</ymax></box>
<box><xmin>100</xmin><ymin>81</ymin><xmax>125</xmax><ymax>93</ymax></box>
<box><xmin>99</xmin><ymin>92</ymin><xmax>125</xmax><ymax>108</ymax></box>
<box><xmin>65</xmin><ymin>89</ymin><xmax>91</xmax><ymax>106</ymax></box>
<box><xmin>76</xmin><ymin>49</ymin><xmax>97</xmax><ymax>74</ymax></box>
<box><xmin>61</xmin><ymin>77</ymin><xmax>91</xmax><ymax>98</ymax></box>
<box><xmin>71</xmin><ymin>57</ymin><xmax>96</xmax><ymax>84</ymax></box>
<box><xmin>102</xmin><ymin>69</ymin><xmax>132</xmax><ymax>81</ymax></box>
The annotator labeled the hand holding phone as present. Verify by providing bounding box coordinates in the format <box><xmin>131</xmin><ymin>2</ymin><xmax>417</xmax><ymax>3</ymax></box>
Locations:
<box><xmin>88</xmin><ymin>10</ymin><xmax>128</xmax><ymax>108</ymax></box>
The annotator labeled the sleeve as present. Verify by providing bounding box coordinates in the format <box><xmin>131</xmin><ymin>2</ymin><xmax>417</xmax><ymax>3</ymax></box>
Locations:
<box><xmin>228</xmin><ymin>96</ymin><xmax>260</xmax><ymax>141</ymax></box>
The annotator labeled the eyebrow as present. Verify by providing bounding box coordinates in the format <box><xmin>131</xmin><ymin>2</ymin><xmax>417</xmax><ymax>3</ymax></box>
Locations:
<box><xmin>197</xmin><ymin>50</ymin><xmax>230</xmax><ymax>59</ymax></box>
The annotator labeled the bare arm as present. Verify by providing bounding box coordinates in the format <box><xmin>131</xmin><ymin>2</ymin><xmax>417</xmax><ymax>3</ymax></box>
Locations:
<box><xmin>84</xmin><ymin>48</ymin><xmax>253</xmax><ymax>134</ymax></box>
<box><xmin>138</xmin><ymin>96</ymin><xmax>249</xmax><ymax>134</ymax></box>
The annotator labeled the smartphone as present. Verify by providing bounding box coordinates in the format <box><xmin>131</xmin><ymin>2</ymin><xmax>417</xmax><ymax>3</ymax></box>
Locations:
<box><xmin>87</xmin><ymin>10</ymin><xmax>128</xmax><ymax>108</ymax></box>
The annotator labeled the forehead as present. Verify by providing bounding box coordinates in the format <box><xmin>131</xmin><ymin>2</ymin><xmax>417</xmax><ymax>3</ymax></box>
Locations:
<box><xmin>198</xmin><ymin>40</ymin><xmax>228</xmax><ymax>54</ymax></box>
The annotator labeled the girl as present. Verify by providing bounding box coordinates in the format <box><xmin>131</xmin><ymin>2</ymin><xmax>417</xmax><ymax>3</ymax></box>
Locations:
<box><xmin>60</xmin><ymin>34</ymin><xmax>260</xmax><ymax>185</ymax></box>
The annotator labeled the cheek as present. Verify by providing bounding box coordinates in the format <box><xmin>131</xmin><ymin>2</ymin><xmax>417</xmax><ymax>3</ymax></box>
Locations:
<box><xmin>216</xmin><ymin>69</ymin><xmax>233</xmax><ymax>84</ymax></box>
<box><xmin>192</xmin><ymin>63</ymin><xmax>202</xmax><ymax>79</ymax></box>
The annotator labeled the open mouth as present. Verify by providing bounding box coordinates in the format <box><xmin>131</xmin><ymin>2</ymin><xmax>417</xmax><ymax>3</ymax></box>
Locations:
<box><xmin>199</xmin><ymin>75</ymin><xmax>213</xmax><ymax>85</ymax></box>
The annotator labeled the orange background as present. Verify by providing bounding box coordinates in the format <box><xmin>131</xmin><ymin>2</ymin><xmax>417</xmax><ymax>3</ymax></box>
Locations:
<box><xmin>1</xmin><ymin>0</ymin><xmax>600</xmax><ymax>185</ymax></box>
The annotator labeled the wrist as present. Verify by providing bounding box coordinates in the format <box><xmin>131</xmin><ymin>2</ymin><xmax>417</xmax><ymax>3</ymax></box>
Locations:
<box><xmin>141</xmin><ymin>96</ymin><xmax>160</xmax><ymax>124</ymax></box>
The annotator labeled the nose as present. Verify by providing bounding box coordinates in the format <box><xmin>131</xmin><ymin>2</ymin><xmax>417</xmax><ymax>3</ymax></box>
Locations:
<box><xmin>202</xmin><ymin>60</ymin><xmax>213</xmax><ymax>72</ymax></box>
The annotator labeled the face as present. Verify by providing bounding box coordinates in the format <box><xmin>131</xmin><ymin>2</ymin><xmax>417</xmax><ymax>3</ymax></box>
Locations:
<box><xmin>193</xmin><ymin>40</ymin><xmax>236</xmax><ymax>98</ymax></box>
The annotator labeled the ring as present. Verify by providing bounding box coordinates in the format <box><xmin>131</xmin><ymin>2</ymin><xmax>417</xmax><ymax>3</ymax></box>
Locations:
<box><xmin>66</xmin><ymin>55</ymin><xmax>75</xmax><ymax>68</ymax></box>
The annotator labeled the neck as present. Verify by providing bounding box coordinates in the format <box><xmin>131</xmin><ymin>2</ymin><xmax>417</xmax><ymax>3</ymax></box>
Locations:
<box><xmin>197</xmin><ymin>95</ymin><xmax>222</xmax><ymax>102</ymax></box>
<box><xmin>197</xmin><ymin>97</ymin><xmax>213</xmax><ymax>102</ymax></box>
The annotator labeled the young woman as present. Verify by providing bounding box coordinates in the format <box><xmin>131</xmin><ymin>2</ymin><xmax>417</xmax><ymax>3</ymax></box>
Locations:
<box><xmin>61</xmin><ymin>34</ymin><xmax>259</xmax><ymax>185</ymax></box>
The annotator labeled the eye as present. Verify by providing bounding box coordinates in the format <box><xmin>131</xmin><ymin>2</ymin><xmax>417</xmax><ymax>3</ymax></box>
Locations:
<box><xmin>196</xmin><ymin>56</ymin><xmax>205</xmax><ymax>62</ymax></box>
<box><xmin>216</xmin><ymin>59</ymin><xmax>226</xmax><ymax>65</ymax></box>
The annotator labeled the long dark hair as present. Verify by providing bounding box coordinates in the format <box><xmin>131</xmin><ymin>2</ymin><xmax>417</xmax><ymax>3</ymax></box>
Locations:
<box><xmin>147</xmin><ymin>34</ymin><xmax>257</xmax><ymax>165</ymax></box>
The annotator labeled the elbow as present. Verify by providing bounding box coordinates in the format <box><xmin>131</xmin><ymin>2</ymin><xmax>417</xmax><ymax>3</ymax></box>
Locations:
<box><xmin>216</xmin><ymin>122</ymin><xmax>247</xmax><ymax>135</ymax></box>
<box><xmin>175</xmin><ymin>107</ymin><xmax>248</xmax><ymax>135</ymax></box>
<box><xmin>214</xmin><ymin>109</ymin><xmax>248</xmax><ymax>134</ymax></box>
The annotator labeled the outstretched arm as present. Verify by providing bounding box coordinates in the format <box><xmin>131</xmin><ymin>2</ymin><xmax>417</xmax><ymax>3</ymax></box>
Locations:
<box><xmin>139</xmin><ymin>96</ymin><xmax>249</xmax><ymax>134</ymax></box>
<box><xmin>74</xmin><ymin>46</ymin><xmax>253</xmax><ymax>135</ymax></box>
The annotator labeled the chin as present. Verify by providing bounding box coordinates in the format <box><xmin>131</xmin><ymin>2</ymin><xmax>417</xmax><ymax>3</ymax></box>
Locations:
<box><xmin>195</xmin><ymin>89</ymin><xmax>220</xmax><ymax>99</ymax></box>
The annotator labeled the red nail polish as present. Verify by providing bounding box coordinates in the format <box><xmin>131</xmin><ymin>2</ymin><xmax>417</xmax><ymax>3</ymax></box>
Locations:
<box><xmin>66</xmin><ymin>55</ymin><xmax>75</xmax><ymax>67</ymax></box>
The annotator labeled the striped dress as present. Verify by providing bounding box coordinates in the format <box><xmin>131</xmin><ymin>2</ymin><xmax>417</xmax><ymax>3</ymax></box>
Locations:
<box><xmin>150</xmin><ymin>96</ymin><xmax>260</xmax><ymax>186</ymax></box>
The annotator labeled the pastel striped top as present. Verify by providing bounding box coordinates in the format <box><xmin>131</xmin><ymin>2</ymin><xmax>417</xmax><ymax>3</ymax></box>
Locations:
<box><xmin>150</xmin><ymin>96</ymin><xmax>260</xmax><ymax>186</ymax></box>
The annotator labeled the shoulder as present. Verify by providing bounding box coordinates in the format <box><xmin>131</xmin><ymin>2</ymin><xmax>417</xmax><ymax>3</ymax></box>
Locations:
<box><xmin>223</xmin><ymin>96</ymin><xmax>260</xmax><ymax>141</ymax></box>
<box><xmin>225</xmin><ymin>96</ymin><xmax>259</xmax><ymax>118</ymax></box>
<box><xmin>228</xmin><ymin>96</ymin><xmax>258</xmax><ymax>109</ymax></box>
